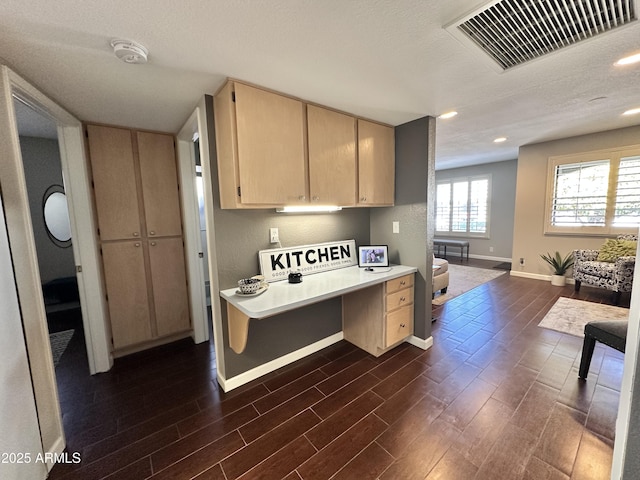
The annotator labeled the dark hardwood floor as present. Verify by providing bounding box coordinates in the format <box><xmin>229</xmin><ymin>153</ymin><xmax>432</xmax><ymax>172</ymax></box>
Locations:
<box><xmin>48</xmin><ymin>263</ymin><xmax>628</xmax><ymax>479</ymax></box>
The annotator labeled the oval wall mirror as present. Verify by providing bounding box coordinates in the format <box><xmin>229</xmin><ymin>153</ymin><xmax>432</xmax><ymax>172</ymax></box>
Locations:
<box><xmin>43</xmin><ymin>185</ymin><xmax>72</xmax><ymax>248</ymax></box>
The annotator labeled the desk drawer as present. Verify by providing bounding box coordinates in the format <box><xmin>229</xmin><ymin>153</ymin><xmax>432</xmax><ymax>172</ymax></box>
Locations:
<box><xmin>386</xmin><ymin>274</ymin><xmax>414</xmax><ymax>294</ymax></box>
<box><xmin>385</xmin><ymin>305</ymin><xmax>414</xmax><ymax>347</ymax></box>
<box><xmin>386</xmin><ymin>287</ymin><xmax>413</xmax><ymax>312</ymax></box>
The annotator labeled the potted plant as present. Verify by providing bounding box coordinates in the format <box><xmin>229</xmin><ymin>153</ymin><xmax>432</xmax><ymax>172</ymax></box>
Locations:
<box><xmin>540</xmin><ymin>251</ymin><xmax>574</xmax><ymax>286</ymax></box>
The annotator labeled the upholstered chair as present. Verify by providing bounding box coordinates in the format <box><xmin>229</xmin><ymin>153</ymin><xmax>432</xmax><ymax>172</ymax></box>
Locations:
<box><xmin>573</xmin><ymin>234</ymin><xmax>637</xmax><ymax>305</ymax></box>
<box><xmin>432</xmin><ymin>256</ymin><xmax>450</xmax><ymax>298</ymax></box>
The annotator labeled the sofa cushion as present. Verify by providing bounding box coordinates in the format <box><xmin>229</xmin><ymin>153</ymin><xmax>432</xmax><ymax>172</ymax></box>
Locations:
<box><xmin>575</xmin><ymin>260</ymin><xmax>616</xmax><ymax>280</ymax></box>
<box><xmin>597</xmin><ymin>238</ymin><xmax>638</xmax><ymax>262</ymax></box>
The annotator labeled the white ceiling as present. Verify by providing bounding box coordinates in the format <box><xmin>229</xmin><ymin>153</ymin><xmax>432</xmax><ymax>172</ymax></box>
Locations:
<box><xmin>1</xmin><ymin>0</ymin><xmax>639</xmax><ymax>169</ymax></box>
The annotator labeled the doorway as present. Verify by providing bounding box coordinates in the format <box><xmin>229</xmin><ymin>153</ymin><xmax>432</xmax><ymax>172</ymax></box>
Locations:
<box><xmin>14</xmin><ymin>96</ymin><xmax>88</xmax><ymax>375</ymax></box>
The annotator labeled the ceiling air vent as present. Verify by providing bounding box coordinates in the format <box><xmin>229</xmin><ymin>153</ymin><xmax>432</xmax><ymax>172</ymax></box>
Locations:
<box><xmin>446</xmin><ymin>0</ymin><xmax>638</xmax><ymax>71</ymax></box>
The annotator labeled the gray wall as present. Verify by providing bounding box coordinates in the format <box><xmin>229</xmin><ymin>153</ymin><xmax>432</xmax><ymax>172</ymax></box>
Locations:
<box><xmin>207</xmin><ymin>100</ymin><xmax>371</xmax><ymax>377</ymax></box>
<box><xmin>435</xmin><ymin>159</ymin><xmax>517</xmax><ymax>260</ymax></box>
<box><xmin>370</xmin><ymin>116</ymin><xmax>435</xmax><ymax>340</ymax></box>
<box><xmin>20</xmin><ymin>136</ymin><xmax>75</xmax><ymax>284</ymax></box>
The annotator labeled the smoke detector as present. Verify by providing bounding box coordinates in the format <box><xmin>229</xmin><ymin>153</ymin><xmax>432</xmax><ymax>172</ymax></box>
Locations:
<box><xmin>110</xmin><ymin>39</ymin><xmax>148</xmax><ymax>64</ymax></box>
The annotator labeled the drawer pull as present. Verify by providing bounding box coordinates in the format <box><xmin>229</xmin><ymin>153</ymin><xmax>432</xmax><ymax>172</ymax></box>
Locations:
<box><xmin>134</xmin><ymin>242</ymin><xmax>141</xmax><ymax>247</ymax></box>
<box><xmin>151</xmin><ymin>241</ymin><xmax>157</xmax><ymax>246</ymax></box>
<box><xmin>150</xmin><ymin>230</ymin><xmax>156</xmax><ymax>236</ymax></box>
<box><xmin>133</xmin><ymin>232</ymin><xmax>139</xmax><ymax>237</ymax></box>
<box><xmin>400</xmin><ymin>297</ymin><xmax>406</xmax><ymax>302</ymax></box>
<box><xmin>400</xmin><ymin>280</ymin><xmax>406</xmax><ymax>286</ymax></box>
<box><xmin>400</xmin><ymin>323</ymin><xmax>406</xmax><ymax>328</ymax></box>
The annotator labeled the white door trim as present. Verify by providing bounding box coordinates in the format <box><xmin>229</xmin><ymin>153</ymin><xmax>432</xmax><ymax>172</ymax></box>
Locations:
<box><xmin>176</xmin><ymin>106</ymin><xmax>209</xmax><ymax>344</ymax></box>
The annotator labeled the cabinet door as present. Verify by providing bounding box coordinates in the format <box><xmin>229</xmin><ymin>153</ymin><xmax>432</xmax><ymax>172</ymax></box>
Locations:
<box><xmin>307</xmin><ymin>105</ymin><xmax>356</xmax><ymax>206</ymax></box>
<box><xmin>137</xmin><ymin>131</ymin><xmax>182</xmax><ymax>237</ymax></box>
<box><xmin>234</xmin><ymin>83</ymin><xmax>307</xmax><ymax>204</ymax></box>
<box><xmin>148</xmin><ymin>237</ymin><xmax>190</xmax><ymax>337</ymax></box>
<box><xmin>87</xmin><ymin>125</ymin><xmax>142</xmax><ymax>240</ymax></box>
<box><xmin>358</xmin><ymin>119</ymin><xmax>395</xmax><ymax>206</ymax></box>
<box><xmin>102</xmin><ymin>241</ymin><xmax>152</xmax><ymax>349</ymax></box>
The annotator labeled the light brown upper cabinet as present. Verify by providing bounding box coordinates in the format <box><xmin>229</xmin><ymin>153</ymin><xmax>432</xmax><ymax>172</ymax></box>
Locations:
<box><xmin>307</xmin><ymin>105</ymin><xmax>357</xmax><ymax>206</ymax></box>
<box><xmin>214</xmin><ymin>79</ymin><xmax>395</xmax><ymax>209</ymax></box>
<box><xmin>215</xmin><ymin>81</ymin><xmax>307</xmax><ymax>207</ymax></box>
<box><xmin>358</xmin><ymin>119</ymin><xmax>395</xmax><ymax>206</ymax></box>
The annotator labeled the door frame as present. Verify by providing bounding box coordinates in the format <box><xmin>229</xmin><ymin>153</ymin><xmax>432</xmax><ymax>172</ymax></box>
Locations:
<box><xmin>0</xmin><ymin>65</ymin><xmax>112</xmax><ymax>467</ymax></box>
<box><xmin>176</xmin><ymin>104</ymin><xmax>209</xmax><ymax>344</ymax></box>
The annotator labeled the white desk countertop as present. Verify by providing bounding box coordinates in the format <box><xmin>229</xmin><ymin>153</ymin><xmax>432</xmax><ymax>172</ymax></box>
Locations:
<box><xmin>220</xmin><ymin>264</ymin><xmax>417</xmax><ymax>319</ymax></box>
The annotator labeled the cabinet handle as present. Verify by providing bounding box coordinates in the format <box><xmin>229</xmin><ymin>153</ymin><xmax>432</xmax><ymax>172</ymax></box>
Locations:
<box><xmin>150</xmin><ymin>242</ymin><xmax>157</xmax><ymax>246</ymax></box>
<box><xmin>312</xmin><ymin>196</ymin><xmax>319</xmax><ymax>201</ymax></box>
<box><xmin>400</xmin><ymin>323</ymin><xmax>406</xmax><ymax>328</ymax></box>
<box><xmin>360</xmin><ymin>196</ymin><xmax>367</xmax><ymax>202</ymax></box>
<box><xmin>400</xmin><ymin>280</ymin><xmax>406</xmax><ymax>286</ymax></box>
<box><xmin>133</xmin><ymin>232</ymin><xmax>139</xmax><ymax>237</ymax></box>
<box><xmin>134</xmin><ymin>242</ymin><xmax>141</xmax><ymax>247</ymax></box>
<box><xmin>400</xmin><ymin>297</ymin><xmax>406</xmax><ymax>302</ymax></box>
<box><xmin>149</xmin><ymin>231</ymin><xmax>156</xmax><ymax>236</ymax></box>
<box><xmin>299</xmin><ymin>195</ymin><xmax>306</xmax><ymax>201</ymax></box>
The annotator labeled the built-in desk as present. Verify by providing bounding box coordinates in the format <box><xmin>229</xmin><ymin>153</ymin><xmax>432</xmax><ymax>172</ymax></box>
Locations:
<box><xmin>220</xmin><ymin>265</ymin><xmax>417</xmax><ymax>354</ymax></box>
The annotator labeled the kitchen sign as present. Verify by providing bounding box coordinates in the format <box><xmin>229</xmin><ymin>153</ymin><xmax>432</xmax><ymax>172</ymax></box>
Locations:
<box><xmin>259</xmin><ymin>240</ymin><xmax>357</xmax><ymax>282</ymax></box>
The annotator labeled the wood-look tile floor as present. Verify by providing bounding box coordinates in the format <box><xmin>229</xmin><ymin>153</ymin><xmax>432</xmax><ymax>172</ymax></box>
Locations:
<box><xmin>48</xmin><ymin>267</ymin><xmax>628</xmax><ymax>480</ymax></box>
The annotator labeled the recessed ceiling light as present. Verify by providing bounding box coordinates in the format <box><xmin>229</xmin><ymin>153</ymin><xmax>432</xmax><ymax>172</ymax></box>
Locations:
<box><xmin>623</xmin><ymin>108</ymin><xmax>640</xmax><ymax>116</ymax></box>
<box><xmin>493</xmin><ymin>137</ymin><xmax>507</xmax><ymax>143</ymax></box>
<box><xmin>615</xmin><ymin>53</ymin><xmax>640</xmax><ymax>66</ymax></box>
<box><xmin>438</xmin><ymin>111</ymin><xmax>458</xmax><ymax>119</ymax></box>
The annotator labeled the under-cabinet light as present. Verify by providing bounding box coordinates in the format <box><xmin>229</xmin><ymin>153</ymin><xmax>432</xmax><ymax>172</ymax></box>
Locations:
<box><xmin>622</xmin><ymin>108</ymin><xmax>640</xmax><ymax>116</ymax></box>
<box><xmin>276</xmin><ymin>206</ymin><xmax>343</xmax><ymax>213</ymax></box>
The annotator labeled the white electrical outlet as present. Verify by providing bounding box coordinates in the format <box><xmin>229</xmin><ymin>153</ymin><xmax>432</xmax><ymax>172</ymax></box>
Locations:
<box><xmin>270</xmin><ymin>227</ymin><xmax>279</xmax><ymax>244</ymax></box>
<box><xmin>489</xmin><ymin>246</ymin><xmax>494</xmax><ymax>252</ymax></box>
<box><xmin>392</xmin><ymin>221</ymin><xmax>400</xmax><ymax>234</ymax></box>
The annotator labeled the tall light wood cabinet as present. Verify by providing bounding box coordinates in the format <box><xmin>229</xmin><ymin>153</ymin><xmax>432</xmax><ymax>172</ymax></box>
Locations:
<box><xmin>358</xmin><ymin>119</ymin><xmax>395</xmax><ymax>206</ymax></box>
<box><xmin>86</xmin><ymin>124</ymin><xmax>191</xmax><ymax>353</ymax></box>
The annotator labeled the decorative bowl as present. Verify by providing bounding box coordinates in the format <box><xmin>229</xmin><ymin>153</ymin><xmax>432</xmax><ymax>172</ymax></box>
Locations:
<box><xmin>238</xmin><ymin>278</ymin><xmax>261</xmax><ymax>294</ymax></box>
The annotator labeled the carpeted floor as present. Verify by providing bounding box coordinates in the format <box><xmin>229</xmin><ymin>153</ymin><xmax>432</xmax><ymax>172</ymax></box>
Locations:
<box><xmin>432</xmin><ymin>264</ymin><xmax>506</xmax><ymax>305</ymax></box>
<box><xmin>538</xmin><ymin>297</ymin><xmax>629</xmax><ymax>337</ymax></box>
<box><xmin>49</xmin><ymin>329</ymin><xmax>74</xmax><ymax>367</ymax></box>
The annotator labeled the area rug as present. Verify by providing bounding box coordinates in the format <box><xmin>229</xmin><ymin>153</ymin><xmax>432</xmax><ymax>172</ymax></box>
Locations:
<box><xmin>432</xmin><ymin>264</ymin><xmax>506</xmax><ymax>305</ymax></box>
<box><xmin>538</xmin><ymin>297</ymin><xmax>629</xmax><ymax>338</ymax></box>
<box><xmin>49</xmin><ymin>329</ymin><xmax>74</xmax><ymax>367</ymax></box>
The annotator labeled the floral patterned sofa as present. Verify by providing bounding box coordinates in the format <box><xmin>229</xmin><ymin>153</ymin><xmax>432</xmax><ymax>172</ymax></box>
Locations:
<box><xmin>573</xmin><ymin>234</ymin><xmax>637</xmax><ymax>305</ymax></box>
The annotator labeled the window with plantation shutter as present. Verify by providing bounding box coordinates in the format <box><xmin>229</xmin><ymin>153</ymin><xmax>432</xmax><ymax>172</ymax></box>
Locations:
<box><xmin>545</xmin><ymin>147</ymin><xmax>640</xmax><ymax>234</ymax></box>
<box><xmin>614</xmin><ymin>156</ymin><xmax>640</xmax><ymax>226</ymax></box>
<box><xmin>436</xmin><ymin>175</ymin><xmax>490</xmax><ymax>237</ymax></box>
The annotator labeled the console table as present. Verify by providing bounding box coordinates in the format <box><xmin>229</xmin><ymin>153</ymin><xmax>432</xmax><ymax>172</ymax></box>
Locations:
<box><xmin>220</xmin><ymin>265</ymin><xmax>417</xmax><ymax>355</ymax></box>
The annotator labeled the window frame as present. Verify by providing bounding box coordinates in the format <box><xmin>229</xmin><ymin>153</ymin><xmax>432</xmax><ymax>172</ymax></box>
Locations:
<box><xmin>435</xmin><ymin>174</ymin><xmax>491</xmax><ymax>239</ymax></box>
<box><xmin>544</xmin><ymin>145</ymin><xmax>640</xmax><ymax>235</ymax></box>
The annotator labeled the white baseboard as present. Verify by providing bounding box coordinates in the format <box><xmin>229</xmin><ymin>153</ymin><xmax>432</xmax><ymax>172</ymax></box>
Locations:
<box><xmin>45</xmin><ymin>435</ymin><xmax>66</xmax><ymax>471</ymax></box>
<box><xmin>439</xmin><ymin>252</ymin><xmax>512</xmax><ymax>263</ymax></box>
<box><xmin>218</xmin><ymin>332</ymin><xmax>344</xmax><ymax>392</ymax></box>
<box><xmin>509</xmin><ymin>270</ymin><xmax>575</xmax><ymax>284</ymax></box>
<box><xmin>407</xmin><ymin>335</ymin><xmax>433</xmax><ymax>350</ymax></box>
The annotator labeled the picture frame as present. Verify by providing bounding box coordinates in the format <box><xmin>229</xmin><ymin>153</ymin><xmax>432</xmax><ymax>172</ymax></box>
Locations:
<box><xmin>358</xmin><ymin>245</ymin><xmax>389</xmax><ymax>270</ymax></box>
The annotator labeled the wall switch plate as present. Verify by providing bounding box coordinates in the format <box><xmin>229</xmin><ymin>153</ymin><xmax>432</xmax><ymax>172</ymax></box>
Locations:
<box><xmin>489</xmin><ymin>246</ymin><xmax>494</xmax><ymax>252</ymax></box>
<box><xmin>392</xmin><ymin>221</ymin><xmax>400</xmax><ymax>234</ymax></box>
<box><xmin>270</xmin><ymin>227</ymin><xmax>279</xmax><ymax>244</ymax></box>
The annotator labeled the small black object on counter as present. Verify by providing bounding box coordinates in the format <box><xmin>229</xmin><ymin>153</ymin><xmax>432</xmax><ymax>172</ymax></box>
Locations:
<box><xmin>288</xmin><ymin>271</ymin><xmax>302</xmax><ymax>283</ymax></box>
